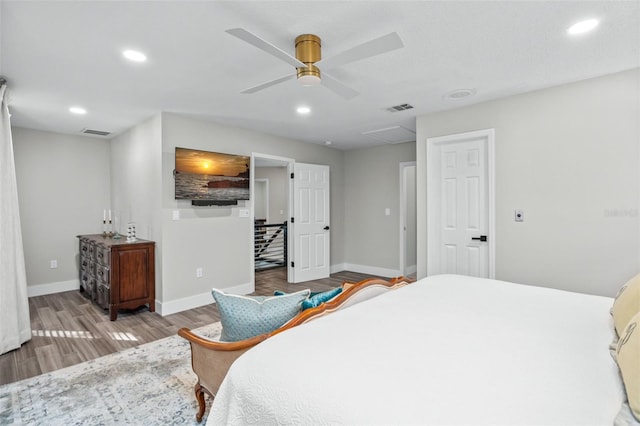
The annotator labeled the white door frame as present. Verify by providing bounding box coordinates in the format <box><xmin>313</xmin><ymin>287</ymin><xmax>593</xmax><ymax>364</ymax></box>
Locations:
<box><xmin>251</xmin><ymin>153</ymin><xmax>295</xmax><ymax>285</ymax></box>
<box><xmin>399</xmin><ymin>161</ymin><xmax>416</xmax><ymax>276</ymax></box>
<box><xmin>426</xmin><ymin>128</ymin><xmax>495</xmax><ymax>278</ymax></box>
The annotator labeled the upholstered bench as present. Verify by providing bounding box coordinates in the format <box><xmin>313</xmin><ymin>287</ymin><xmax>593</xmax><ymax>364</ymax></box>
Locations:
<box><xmin>178</xmin><ymin>276</ymin><xmax>412</xmax><ymax>422</ymax></box>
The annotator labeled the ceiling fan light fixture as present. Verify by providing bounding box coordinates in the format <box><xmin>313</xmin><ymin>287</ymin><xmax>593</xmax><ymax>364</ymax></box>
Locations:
<box><xmin>295</xmin><ymin>34</ymin><xmax>322</xmax><ymax>86</ymax></box>
<box><xmin>298</xmin><ymin>74</ymin><xmax>321</xmax><ymax>86</ymax></box>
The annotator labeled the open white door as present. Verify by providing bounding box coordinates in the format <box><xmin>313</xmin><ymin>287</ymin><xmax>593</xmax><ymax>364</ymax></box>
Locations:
<box><xmin>291</xmin><ymin>163</ymin><xmax>330</xmax><ymax>283</ymax></box>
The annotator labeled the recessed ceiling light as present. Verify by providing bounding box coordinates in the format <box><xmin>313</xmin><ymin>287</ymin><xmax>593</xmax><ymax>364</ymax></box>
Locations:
<box><xmin>325</xmin><ymin>141</ymin><xmax>332</xmax><ymax>145</ymax></box>
<box><xmin>444</xmin><ymin>89</ymin><xmax>476</xmax><ymax>101</ymax></box>
<box><xmin>122</xmin><ymin>49</ymin><xmax>147</xmax><ymax>62</ymax></box>
<box><xmin>296</xmin><ymin>106</ymin><xmax>311</xmax><ymax>115</ymax></box>
<box><xmin>567</xmin><ymin>19</ymin><xmax>599</xmax><ymax>35</ymax></box>
<box><xmin>69</xmin><ymin>106</ymin><xmax>87</xmax><ymax>115</ymax></box>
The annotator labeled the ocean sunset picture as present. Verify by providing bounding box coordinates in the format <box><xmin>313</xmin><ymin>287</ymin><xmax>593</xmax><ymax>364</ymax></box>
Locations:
<box><xmin>175</xmin><ymin>147</ymin><xmax>250</xmax><ymax>202</ymax></box>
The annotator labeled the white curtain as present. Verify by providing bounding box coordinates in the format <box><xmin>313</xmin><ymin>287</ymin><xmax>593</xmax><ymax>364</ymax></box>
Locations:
<box><xmin>0</xmin><ymin>82</ymin><xmax>31</xmax><ymax>355</ymax></box>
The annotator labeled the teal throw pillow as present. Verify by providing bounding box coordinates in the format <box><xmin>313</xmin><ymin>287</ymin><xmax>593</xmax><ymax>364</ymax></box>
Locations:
<box><xmin>301</xmin><ymin>287</ymin><xmax>342</xmax><ymax>310</ymax></box>
<box><xmin>211</xmin><ymin>288</ymin><xmax>310</xmax><ymax>342</ymax></box>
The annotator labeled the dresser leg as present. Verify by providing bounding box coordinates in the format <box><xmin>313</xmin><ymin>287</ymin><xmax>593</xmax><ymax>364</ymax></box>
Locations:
<box><xmin>148</xmin><ymin>300</ymin><xmax>156</xmax><ymax>313</ymax></box>
<box><xmin>109</xmin><ymin>306</ymin><xmax>117</xmax><ymax>321</ymax></box>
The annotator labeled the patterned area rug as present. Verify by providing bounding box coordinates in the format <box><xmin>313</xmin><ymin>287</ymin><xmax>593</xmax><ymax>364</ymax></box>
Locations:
<box><xmin>0</xmin><ymin>322</ymin><xmax>222</xmax><ymax>425</ymax></box>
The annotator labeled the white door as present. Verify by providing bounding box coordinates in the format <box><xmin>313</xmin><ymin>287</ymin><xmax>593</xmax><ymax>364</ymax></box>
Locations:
<box><xmin>427</xmin><ymin>129</ymin><xmax>495</xmax><ymax>278</ymax></box>
<box><xmin>292</xmin><ymin>163</ymin><xmax>330</xmax><ymax>283</ymax></box>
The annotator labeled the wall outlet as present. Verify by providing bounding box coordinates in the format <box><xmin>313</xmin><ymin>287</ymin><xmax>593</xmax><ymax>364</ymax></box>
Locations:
<box><xmin>385</xmin><ymin>208</ymin><xmax>391</xmax><ymax>216</ymax></box>
<box><xmin>50</xmin><ymin>260</ymin><xmax>58</xmax><ymax>269</ymax></box>
<box><xmin>196</xmin><ymin>267</ymin><xmax>203</xmax><ymax>278</ymax></box>
<box><xmin>172</xmin><ymin>210</ymin><xmax>180</xmax><ymax>221</ymax></box>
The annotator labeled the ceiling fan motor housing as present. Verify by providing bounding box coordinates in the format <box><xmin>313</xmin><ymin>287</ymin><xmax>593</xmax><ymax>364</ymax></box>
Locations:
<box><xmin>295</xmin><ymin>34</ymin><xmax>321</xmax><ymax>83</ymax></box>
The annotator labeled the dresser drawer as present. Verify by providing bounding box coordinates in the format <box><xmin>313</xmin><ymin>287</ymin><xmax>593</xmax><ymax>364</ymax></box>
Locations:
<box><xmin>96</xmin><ymin>245</ymin><xmax>110</xmax><ymax>266</ymax></box>
<box><xmin>97</xmin><ymin>283</ymin><xmax>110</xmax><ymax>310</ymax></box>
<box><xmin>96</xmin><ymin>264</ymin><xmax>110</xmax><ymax>285</ymax></box>
<box><xmin>80</xmin><ymin>256</ymin><xmax>91</xmax><ymax>273</ymax></box>
<box><xmin>79</xmin><ymin>239</ymin><xmax>91</xmax><ymax>257</ymax></box>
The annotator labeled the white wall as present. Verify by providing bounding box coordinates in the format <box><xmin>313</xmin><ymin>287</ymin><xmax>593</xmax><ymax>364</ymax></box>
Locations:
<box><xmin>12</xmin><ymin>127</ymin><xmax>111</xmax><ymax>295</ymax></box>
<box><xmin>417</xmin><ymin>68</ymin><xmax>640</xmax><ymax>297</ymax></box>
<box><xmin>343</xmin><ymin>142</ymin><xmax>416</xmax><ymax>276</ymax></box>
<box><xmin>255</xmin><ymin>166</ymin><xmax>288</xmax><ymax>224</ymax></box>
<box><xmin>109</xmin><ymin>114</ymin><xmax>163</xmax><ymax>299</ymax></box>
<box><xmin>159</xmin><ymin>112</ymin><xmax>345</xmax><ymax>314</ymax></box>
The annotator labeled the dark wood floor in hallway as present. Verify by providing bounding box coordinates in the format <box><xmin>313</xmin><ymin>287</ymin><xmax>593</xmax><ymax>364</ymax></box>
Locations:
<box><xmin>0</xmin><ymin>269</ymin><xmax>381</xmax><ymax>386</ymax></box>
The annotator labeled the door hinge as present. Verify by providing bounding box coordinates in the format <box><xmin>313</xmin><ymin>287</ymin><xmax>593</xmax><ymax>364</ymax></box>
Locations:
<box><xmin>291</xmin><ymin>217</ymin><xmax>294</xmax><ymax>223</ymax></box>
<box><xmin>291</xmin><ymin>261</ymin><xmax>294</xmax><ymax>268</ymax></box>
<box><xmin>290</xmin><ymin>172</ymin><xmax>294</xmax><ymax>179</ymax></box>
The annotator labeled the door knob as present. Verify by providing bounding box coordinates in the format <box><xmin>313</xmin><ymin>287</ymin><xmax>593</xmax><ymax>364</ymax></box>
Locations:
<box><xmin>324</xmin><ymin>226</ymin><xmax>330</xmax><ymax>230</ymax></box>
<box><xmin>471</xmin><ymin>235</ymin><xmax>487</xmax><ymax>242</ymax></box>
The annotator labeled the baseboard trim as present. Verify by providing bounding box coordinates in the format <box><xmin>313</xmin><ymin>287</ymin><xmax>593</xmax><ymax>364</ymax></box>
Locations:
<box><xmin>156</xmin><ymin>281</ymin><xmax>254</xmax><ymax>316</ymax></box>
<box><xmin>27</xmin><ymin>279</ymin><xmax>80</xmax><ymax>297</ymax></box>
<box><xmin>341</xmin><ymin>263</ymin><xmax>401</xmax><ymax>279</ymax></box>
<box><xmin>405</xmin><ymin>264</ymin><xmax>417</xmax><ymax>275</ymax></box>
<box><xmin>330</xmin><ymin>263</ymin><xmax>347</xmax><ymax>274</ymax></box>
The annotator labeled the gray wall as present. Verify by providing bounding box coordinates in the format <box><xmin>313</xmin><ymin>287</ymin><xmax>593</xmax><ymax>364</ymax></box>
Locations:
<box><xmin>109</xmin><ymin>114</ymin><xmax>163</xmax><ymax>299</ymax></box>
<box><xmin>159</xmin><ymin>112</ymin><xmax>345</xmax><ymax>313</ymax></box>
<box><xmin>343</xmin><ymin>142</ymin><xmax>416</xmax><ymax>276</ymax></box>
<box><xmin>416</xmin><ymin>68</ymin><xmax>640</xmax><ymax>297</ymax></box>
<box><xmin>12</xmin><ymin>128</ymin><xmax>110</xmax><ymax>293</ymax></box>
<box><xmin>255</xmin><ymin>167</ymin><xmax>288</xmax><ymax>224</ymax></box>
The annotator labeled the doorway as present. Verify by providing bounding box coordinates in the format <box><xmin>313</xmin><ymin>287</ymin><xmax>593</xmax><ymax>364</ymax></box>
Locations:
<box><xmin>399</xmin><ymin>161</ymin><xmax>417</xmax><ymax>277</ymax></box>
<box><xmin>252</xmin><ymin>153</ymin><xmax>294</xmax><ymax>282</ymax></box>
<box><xmin>426</xmin><ymin>129</ymin><xmax>495</xmax><ymax>278</ymax></box>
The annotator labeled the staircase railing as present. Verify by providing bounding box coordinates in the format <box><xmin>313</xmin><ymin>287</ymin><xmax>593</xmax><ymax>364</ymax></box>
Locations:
<box><xmin>254</xmin><ymin>221</ymin><xmax>287</xmax><ymax>271</ymax></box>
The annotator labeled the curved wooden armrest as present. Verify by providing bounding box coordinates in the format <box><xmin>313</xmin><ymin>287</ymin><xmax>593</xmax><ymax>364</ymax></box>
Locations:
<box><xmin>177</xmin><ymin>327</ymin><xmax>269</xmax><ymax>351</ymax></box>
<box><xmin>270</xmin><ymin>275</ymin><xmax>414</xmax><ymax>336</ymax></box>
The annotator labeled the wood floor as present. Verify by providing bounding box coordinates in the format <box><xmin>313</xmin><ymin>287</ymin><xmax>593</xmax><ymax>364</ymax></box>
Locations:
<box><xmin>0</xmin><ymin>268</ymin><xmax>381</xmax><ymax>386</ymax></box>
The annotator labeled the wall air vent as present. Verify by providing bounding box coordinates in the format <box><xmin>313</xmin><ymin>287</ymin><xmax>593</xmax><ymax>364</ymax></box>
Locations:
<box><xmin>81</xmin><ymin>128</ymin><xmax>111</xmax><ymax>137</ymax></box>
<box><xmin>386</xmin><ymin>103</ymin><xmax>414</xmax><ymax>113</ymax></box>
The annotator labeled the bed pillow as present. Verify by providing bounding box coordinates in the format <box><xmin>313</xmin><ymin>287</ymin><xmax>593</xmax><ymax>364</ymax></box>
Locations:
<box><xmin>616</xmin><ymin>311</ymin><xmax>640</xmax><ymax>421</ymax></box>
<box><xmin>613</xmin><ymin>273</ymin><xmax>640</xmax><ymax>336</ymax></box>
<box><xmin>211</xmin><ymin>288</ymin><xmax>310</xmax><ymax>342</ymax></box>
<box><xmin>301</xmin><ymin>287</ymin><xmax>343</xmax><ymax>310</ymax></box>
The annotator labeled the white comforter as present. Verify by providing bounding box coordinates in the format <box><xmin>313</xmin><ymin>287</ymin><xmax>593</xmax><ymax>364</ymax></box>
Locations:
<box><xmin>208</xmin><ymin>275</ymin><xmax>624</xmax><ymax>425</ymax></box>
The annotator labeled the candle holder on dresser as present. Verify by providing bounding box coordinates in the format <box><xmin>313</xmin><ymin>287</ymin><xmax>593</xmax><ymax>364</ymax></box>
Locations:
<box><xmin>113</xmin><ymin>212</ymin><xmax>122</xmax><ymax>239</ymax></box>
<box><xmin>127</xmin><ymin>222</ymin><xmax>137</xmax><ymax>242</ymax></box>
<box><xmin>102</xmin><ymin>220</ymin><xmax>108</xmax><ymax>238</ymax></box>
<box><xmin>107</xmin><ymin>220</ymin><xmax>114</xmax><ymax>238</ymax></box>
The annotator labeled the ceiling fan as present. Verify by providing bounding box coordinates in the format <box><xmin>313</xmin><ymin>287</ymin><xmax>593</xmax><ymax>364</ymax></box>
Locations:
<box><xmin>226</xmin><ymin>28</ymin><xmax>404</xmax><ymax>99</ymax></box>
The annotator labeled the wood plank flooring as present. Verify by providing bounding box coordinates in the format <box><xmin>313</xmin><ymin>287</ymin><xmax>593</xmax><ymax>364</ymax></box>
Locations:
<box><xmin>0</xmin><ymin>269</ymin><xmax>381</xmax><ymax>386</ymax></box>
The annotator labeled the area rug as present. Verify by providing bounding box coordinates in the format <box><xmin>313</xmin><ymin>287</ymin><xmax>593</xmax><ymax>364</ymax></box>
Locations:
<box><xmin>0</xmin><ymin>322</ymin><xmax>222</xmax><ymax>425</ymax></box>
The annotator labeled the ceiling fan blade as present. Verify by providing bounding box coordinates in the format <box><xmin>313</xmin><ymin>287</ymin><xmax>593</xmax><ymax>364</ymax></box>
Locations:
<box><xmin>316</xmin><ymin>32</ymin><xmax>404</xmax><ymax>71</ymax></box>
<box><xmin>240</xmin><ymin>74</ymin><xmax>295</xmax><ymax>94</ymax></box>
<box><xmin>226</xmin><ymin>28</ymin><xmax>307</xmax><ymax>69</ymax></box>
<box><xmin>321</xmin><ymin>73</ymin><xmax>358</xmax><ymax>100</ymax></box>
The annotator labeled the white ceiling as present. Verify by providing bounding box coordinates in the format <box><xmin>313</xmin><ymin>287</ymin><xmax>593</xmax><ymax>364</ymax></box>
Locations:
<box><xmin>1</xmin><ymin>1</ymin><xmax>639</xmax><ymax>150</ymax></box>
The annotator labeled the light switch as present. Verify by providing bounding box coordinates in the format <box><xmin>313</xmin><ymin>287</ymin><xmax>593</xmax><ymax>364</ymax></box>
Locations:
<box><xmin>239</xmin><ymin>208</ymin><xmax>250</xmax><ymax>218</ymax></box>
<box><xmin>385</xmin><ymin>208</ymin><xmax>391</xmax><ymax>216</ymax></box>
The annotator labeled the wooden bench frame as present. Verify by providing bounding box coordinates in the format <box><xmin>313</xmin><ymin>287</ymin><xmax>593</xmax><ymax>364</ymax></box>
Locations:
<box><xmin>178</xmin><ymin>276</ymin><xmax>412</xmax><ymax>422</ymax></box>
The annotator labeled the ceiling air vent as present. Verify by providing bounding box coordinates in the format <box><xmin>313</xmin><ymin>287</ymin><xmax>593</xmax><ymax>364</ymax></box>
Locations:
<box><xmin>81</xmin><ymin>128</ymin><xmax>111</xmax><ymax>137</ymax></box>
<box><xmin>362</xmin><ymin>126</ymin><xmax>416</xmax><ymax>144</ymax></box>
<box><xmin>386</xmin><ymin>103</ymin><xmax>414</xmax><ymax>113</ymax></box>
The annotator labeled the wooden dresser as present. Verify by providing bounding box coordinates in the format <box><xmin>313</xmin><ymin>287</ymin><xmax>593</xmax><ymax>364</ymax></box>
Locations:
<box><xmin>78</xmin><ymin>234</ymin><xmax>155</xmax><ymax>321</ymax></box>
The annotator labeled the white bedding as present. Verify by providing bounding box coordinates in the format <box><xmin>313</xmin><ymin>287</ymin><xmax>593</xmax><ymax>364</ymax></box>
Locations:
<box><xmin>208</xmin><ymin>274</ymin><xmax>624</xmax><ymax>425</ymax></box>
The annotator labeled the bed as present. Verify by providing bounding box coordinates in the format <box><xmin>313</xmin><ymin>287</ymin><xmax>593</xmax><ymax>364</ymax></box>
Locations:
<box><xmin>206</xmin><ymin>274</ymin><xmax>628</xmax><ymax>425</ymax></box>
